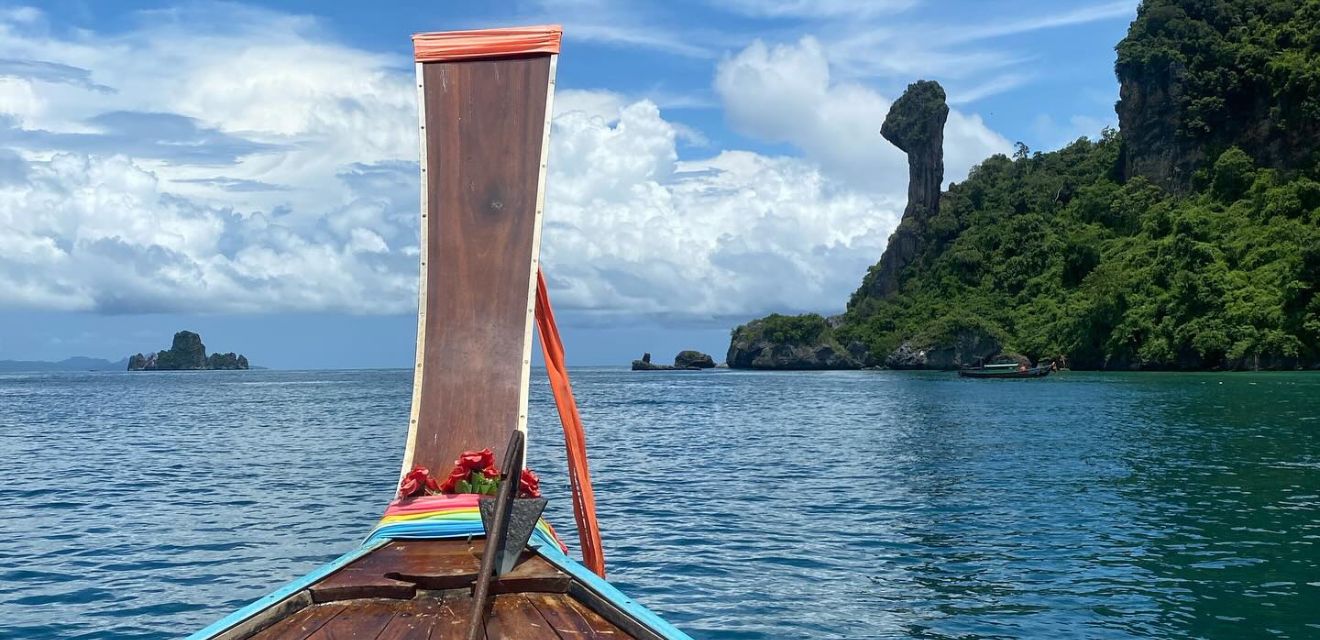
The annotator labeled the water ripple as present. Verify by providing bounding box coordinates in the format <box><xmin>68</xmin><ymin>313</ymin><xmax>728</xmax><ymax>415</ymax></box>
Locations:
<box><xmin>1</xmin><ymin>369</ymin><xmax>1317</xmax><ymax>638</ymax></box>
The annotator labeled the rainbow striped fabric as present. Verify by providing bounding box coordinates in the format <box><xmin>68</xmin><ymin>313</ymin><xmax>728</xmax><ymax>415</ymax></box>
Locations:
<box><xmin>363</xmin><ymin>493</ymin><xmax>568</xmax><ymax>553</ymax></box>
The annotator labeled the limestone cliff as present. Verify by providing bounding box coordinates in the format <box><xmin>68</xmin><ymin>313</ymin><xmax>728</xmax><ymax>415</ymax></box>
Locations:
<box><xmin>128</xmin><ymin>331</ymin><xmax>250</xmax><ymax>371</ymax></box>
<box><xmin>857</xmin><ymin>80</ymin><xmax>948</xmax><ymax>300</ymax></box>
<box><xmin>1115</xmin><ymin>0</ymin><xmax>1320</xmax><ymax>192</ymax></box>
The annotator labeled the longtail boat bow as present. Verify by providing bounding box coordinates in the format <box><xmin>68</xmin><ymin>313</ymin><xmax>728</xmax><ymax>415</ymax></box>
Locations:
<box><xmin>189</xmin><ymin>25</ymin><xmax>693</xmax><ymax>640</ymax></box>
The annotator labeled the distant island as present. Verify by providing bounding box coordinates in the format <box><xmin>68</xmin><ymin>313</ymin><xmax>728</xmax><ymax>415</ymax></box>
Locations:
<box><xmin>0</xmin><ymin>356</ymin><xmax>130</xmax><ymax>372</ymax></box>
<box><xmin>632</xmin><ymin>350</ymin><xmax>717</xmax><ymax>371</ymax></box>
<box><xmin>729</xmin><ymin>0</ymin><xmax>1319</xmax><ymax>371</ymax></box>
<box><xmin>127</xmin><ymin>331</ymin><xmax>250</xmax><ymax>371</ymax></box>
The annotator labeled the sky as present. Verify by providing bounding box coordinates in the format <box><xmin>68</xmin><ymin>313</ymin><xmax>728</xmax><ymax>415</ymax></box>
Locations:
<box><xmin>0</xmin><ymin>0</ymin><xmax>1137</xmax><ymax>368</ymax></box>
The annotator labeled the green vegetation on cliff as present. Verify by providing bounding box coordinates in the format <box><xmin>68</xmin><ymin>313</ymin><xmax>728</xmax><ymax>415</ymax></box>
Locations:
<box><xmin>731</xmin><ymin>0</ymin><xmax>1320</xmax><ymax>371</ymax></box>
<box><xmin>1115</xmin><ymin>0</ymin><xmax>1320</xmax><ymax>190</ymax></box>
<box><xmin>842</xmin><ymin>132</ymin><xmax>1319</xmax><ymax>369</ymax></box>
<box><xmin>128</xmin><ymin>331</ymin><xmax>250</xmax><ymax>371</ymax></box>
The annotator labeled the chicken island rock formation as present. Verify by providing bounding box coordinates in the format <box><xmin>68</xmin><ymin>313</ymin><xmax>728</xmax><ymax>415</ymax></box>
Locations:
<box><xmin>728</xmin><ymin>0</ymin><xmax>1320</xmax><ymax>371</ymax></box>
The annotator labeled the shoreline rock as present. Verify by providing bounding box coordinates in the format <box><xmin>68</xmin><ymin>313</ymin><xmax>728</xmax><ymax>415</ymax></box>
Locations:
<box><xmin>631</xmin><ymin>351</ymin><xmax>709</xmax><ymax>371</ymax></box>
<box><xmin>885</xmin><ymin>327</ymin><xmax>1002</xmax><ymax>370</ymax></box>
<box><xmin>674</xmin><ymin>350</ymin><xmax>716</xmax><ymax>369</ymax></box>
<box><xmin>726</xmin><ymin>314</ymin><xmax>863</xmax><ymax>370</ymax></box>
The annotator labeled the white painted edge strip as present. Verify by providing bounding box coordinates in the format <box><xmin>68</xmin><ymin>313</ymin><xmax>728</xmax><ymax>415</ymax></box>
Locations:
<box><xmin>516</xmin><ymin>53</ymin><xmax>558</xmax><ymax>456</ymax></box>
<box><xmin>400</xmin><ymin>61</ymin><xmax>429</xmax><ymax>482</ymax></box>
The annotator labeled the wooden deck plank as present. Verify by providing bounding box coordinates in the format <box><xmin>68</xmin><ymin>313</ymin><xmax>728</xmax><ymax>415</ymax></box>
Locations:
<box><xmin>250</xmin><ymin>602</ymin><xmax>347</xmax><ymax>640</ymax></box>
<box><xmin>429</xmin><ymin>594</ymin><xmax>486</xmax><ymax>640</ymax></box>
<box><xmin>311</xmin><ymin>540</ymin><xmax>568</xmax><ymax>599</ymax></box>
<box><xmin>526</xmin><ymin>594</ymin><xmax>625</xmax><ymax>639</ymax></box>
<box><xmin>305</xmin><ymin>600</ymin><xmax>398</xmax><ymax>639</ymax></box>
<box><xmin>376</xmin><ymin>600</ymin><xmax>440</xmax><ymax>640</ymax></box>
<box><xmin>484</xmin><ymin>594</ymin><xmax>563</xmax><ymax>640</ymax></box>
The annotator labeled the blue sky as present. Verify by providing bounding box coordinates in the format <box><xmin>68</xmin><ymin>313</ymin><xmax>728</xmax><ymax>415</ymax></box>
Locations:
<box><xmin>0</xmin><ymin>0</ymin><xmax>1136</xmax><ymax>367</ymax></box>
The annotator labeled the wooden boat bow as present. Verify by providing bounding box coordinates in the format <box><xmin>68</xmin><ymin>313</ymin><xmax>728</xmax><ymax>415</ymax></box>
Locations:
<box><xmin>189</xmin><ymin>25</ymin><xmax>692</xmax><ymax>640</ymax></box>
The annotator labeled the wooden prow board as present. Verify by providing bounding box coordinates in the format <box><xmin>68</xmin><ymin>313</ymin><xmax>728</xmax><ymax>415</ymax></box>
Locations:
<box><xmin>400</xmin><ymin>28</ymin><xmax>559</xmax><ymax>479</ymax></box>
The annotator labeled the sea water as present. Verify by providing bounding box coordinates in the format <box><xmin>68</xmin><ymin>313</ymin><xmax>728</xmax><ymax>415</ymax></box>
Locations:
<box><xmin>1</xmin><ymin>368</ymin><xmax>1317</xmax><ymax>639</ymax></box>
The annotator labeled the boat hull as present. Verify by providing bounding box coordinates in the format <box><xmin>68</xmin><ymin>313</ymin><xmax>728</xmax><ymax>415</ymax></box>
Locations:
<box><xmin>958</xmin><ymin>366</ymin><xmax>1052</xmax><ymax>378</ymax></box>
<box><xmin>189</xmin><ymin>536</ymin><xmax>688</xmax><ymax>640</ymax></box>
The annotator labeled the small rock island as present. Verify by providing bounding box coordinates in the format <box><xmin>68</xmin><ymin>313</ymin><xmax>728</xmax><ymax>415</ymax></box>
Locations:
<box><xmin>631</xmin><ymin>350</ymin><xmax>716</xmax><ymax>371</ymax></box>
<box><xmin>127</xmin><ymin>331</ymin><xmax>250</xmax><ymax>371</ymax></box>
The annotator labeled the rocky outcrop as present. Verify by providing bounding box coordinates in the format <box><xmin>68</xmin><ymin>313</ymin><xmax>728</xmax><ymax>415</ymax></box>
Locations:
<box><xmin>1115</xmin><ymin>60</ymin><xmax>1198</xmax><ymax>192</ymax></box>
<box><xmin>885</xmin><ymin>327</ymin><xmax>1001</xmax><ymax>370</ymax></box>
<box><xmin>726</xmin><ymin>314</ymin><xmax>863</xmax><ymax>370</ymax></box>
<box><xmin>674</xmin><ymin>350</ymin><xmax>715</xmax><ymax>369</ymax></box>
<box><xmin>631</xmin><ymin>352</ymin><xmax>693</xmax><ymax>371</ymax></box>
<box><xmin>128</xmin><ymin>331</ymin><xmax>250</xmax><ymax>371</ymax></box>
<box><xmin>631</xmin><ymin>350</ymin><xmax>717</xmax><ymax>371</ymax></box>
<box><xmin>860</xmin><ymin>80</ymin><xmax>948</xmax><ymax>300</ymax></box>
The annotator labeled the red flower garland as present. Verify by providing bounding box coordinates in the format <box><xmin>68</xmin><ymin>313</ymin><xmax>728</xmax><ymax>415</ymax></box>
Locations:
<box><xmin>397</xmin><ymin>448</ymin><xmax>542</xmax><ymax>499</ymax></box>
<box><xmin>398</xmin><ymin>465</ymin><xmax>440</xmax><ymax>498</ymax></box>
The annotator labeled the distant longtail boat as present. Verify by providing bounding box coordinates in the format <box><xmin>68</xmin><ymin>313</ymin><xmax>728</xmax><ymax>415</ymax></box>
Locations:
<box><xmin>190</xmin><ymin>25</ymin><xmax>693</xmax><ymax>640</ymax></box>
<box><xmin>957</xmin><ymin>362</ymin><xmax>1053</xmax><ymax>379</ymax></box>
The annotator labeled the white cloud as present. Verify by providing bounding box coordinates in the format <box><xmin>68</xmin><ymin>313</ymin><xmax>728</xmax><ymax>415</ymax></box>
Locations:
<box><xmin>716</xmin><ymin>0</ymin><xmax>917</xmax><ymax>19</ymax></box>
<box><xmin>939</xmin><ymin>0</ymin><xmax>1138</xmax><ymax>45</ymax></box>
<box><xmin>543</xmin><ymin>97</ymin><xmax>903</xmax><ymax>317</ymax></box>
<box><xmin>528</xmin><ymin>0</ymin><xmax>721</xmax><ymax>59</ymax></box>
<box><xmin>948</xmin><ymin>73</ymin><xmax>1034</xmax><ymax>105</ymax></box>
<box><xmin>714</xmin><ymin>37</ymin><xmax>1012</xmax><ymax>193</ymax></box>
<box><xmin>0</xmin><ymin>5</ymin><xmax>418</xmax><ymax>313</ymax></box>
<box><xmin>0</xmin><ymin>4</ymin><xmax>1012</xmax><ymax>323</ymax></box>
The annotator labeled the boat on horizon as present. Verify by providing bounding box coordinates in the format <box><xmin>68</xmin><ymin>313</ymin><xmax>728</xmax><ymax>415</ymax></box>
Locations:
<box><xmin>189</xmin><ymin>25</ymin><xmax>694</xmax><ymax>640</ymax></box>
<box><xmin>957</xmin><ymin>361</ymin><xmax>1053</xmax><ymax>379</ymax></box>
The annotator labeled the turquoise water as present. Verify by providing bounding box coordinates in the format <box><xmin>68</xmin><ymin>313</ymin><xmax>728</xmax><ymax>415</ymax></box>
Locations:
<box><xmin>1</xmin><ymin>368</ymin><xmax>1317</xmax><ymax>639</ymax></box>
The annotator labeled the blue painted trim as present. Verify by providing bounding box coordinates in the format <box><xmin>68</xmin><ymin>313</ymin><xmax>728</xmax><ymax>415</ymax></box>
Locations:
<box><xmin>193</xmin><ymin>524</ymin><xmax>691</xmax><ymax>640</ymax></box>
<box><xmin>532</xmin><ymin>539</ymin><xmax>695</xmax><ymax>640</ymax></box>
<box><xmin>185</xmin><ymin>538</ymin><xmax>389</xmax><ymax>640</ymax></box>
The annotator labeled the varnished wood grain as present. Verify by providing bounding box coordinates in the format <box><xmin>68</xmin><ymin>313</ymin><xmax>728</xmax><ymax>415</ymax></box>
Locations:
<box><xmin>306</xmin><ymin>600</ymin><xmax>398</xmax><ymax>639</ymax></box>
<box><xmin>311</xmin><ymin>540</ymin><xmax>568</xmax><ymax>603</ymax></box>
<box><xmin>484</xmin><ymin>595</ymin><xmax>562</xmax><ymax>640</ymax></box>
<box><xmin>251</xmin><ymin>603</ymin><xmax>347</xmax><ymax>640</ymax></box>
<box><xmin>249</xmin><ymin>591</ymin><xmax>633</xmax><ymax>640</ymax></box>
<box><xmin>526</xmin><ymin>594</ymin><xmax>625</xmax><ymax>638</ymax></box>
<box><xmin>430</xmin><ymin>593</ymin><xmax>487</xmax><ymax>640</ymax></box>
<box><xmin>376</xmin><ymin>598</ymin><xmax>441</xmax><ymax>640</ymax></box>
<box><xmin>213</xmin><ymin>591</ymin><xmax>313</xmax><ymax>640</ymax></box>
<box><xmin>412</xmin><ymin>54</ymin><xmax>552</xmax><ymax>472</ymax></box>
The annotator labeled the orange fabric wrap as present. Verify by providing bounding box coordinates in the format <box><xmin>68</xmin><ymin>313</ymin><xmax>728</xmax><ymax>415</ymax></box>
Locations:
<box><xmin>413</xmin><ymin>25</ymin><xmax>562</xmax><ymax>62</ymax></box>
<box><xmin>534</xmin><ymin>269</ymin><xmax>606</xmax><ymax>577</ymax></box>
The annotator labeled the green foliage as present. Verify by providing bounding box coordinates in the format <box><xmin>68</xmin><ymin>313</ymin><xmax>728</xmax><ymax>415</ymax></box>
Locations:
<box><xmin>843</xmin><ymin>130</ymin><xmax>1319</xmax><ymax>369</ymax></box>
<box><xmin>1212</xmin><ymin>147</ymin><xmax>1256</xmax><ymax>201</ymax></box>
<box><xmin>128</xmin><ymin>331</ymin><xmax>250</xmax><ymax>370</ymax></box>
<box><xmin>880</xmin><ymin>80</ymin><xmax>948</xmax><ymax>152</ymax></box>
<box><xmin>733</xmin><ymin>313</ymin><xmax>830</xmax><ymax>346</ymax></box>
<box><xmin>1116</xmin><ymin>0</ymin><xmax>1320</xmax><ymax>167</ymax></box>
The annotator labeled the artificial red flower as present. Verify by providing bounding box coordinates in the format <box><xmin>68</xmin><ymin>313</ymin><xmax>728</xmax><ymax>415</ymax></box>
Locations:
<box><xmin>519</xmin><ymin>469</ymin><xmax>541</xmax><ymax>498</ymax></box>
<box><xmin>438</xmin><ymin>466</ymin><xmax>470</xmax><ymax>493</ymax></box>
<box><xmin>399</xmin><ymin>465</ymin><xmax>432</xmax><ymax>498</ymax></box>
<box><xmin>459</xmin><ymin>448</ymin><xmax>496</xmax><ymax>471</ymax></box>
<box><xmin>482</xmin><ymin>465</ymin><xmax>501</xmax><ymax>479</ymax></box>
